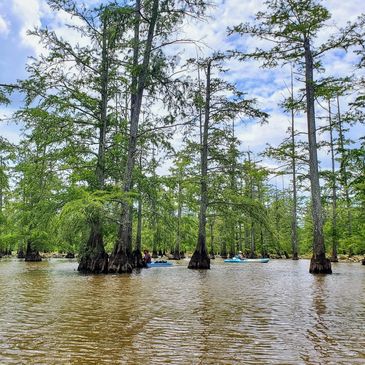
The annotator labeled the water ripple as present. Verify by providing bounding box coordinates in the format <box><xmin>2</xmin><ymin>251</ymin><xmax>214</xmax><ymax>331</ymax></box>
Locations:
<box><xmin>0</xmin><ymin>258</ymin><xmax>364</xmax><ymax>364</ymax></box>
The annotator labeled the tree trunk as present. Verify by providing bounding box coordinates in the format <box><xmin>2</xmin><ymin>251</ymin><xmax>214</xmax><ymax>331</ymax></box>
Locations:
<box><xmin>188</xmin><ymin>59</ymin><xmax>211</xmax><ymax>270</ymax></box>
<box><xmin>135</xmin><ymin>193</ymin><xmax>142</xmax><ymax>254</ymax></box>
<box><xmin>337</xmin><ymin>95</ymin><xmax>352</xmax><ymax>236</ymax></box>
<box><xmin>328</xmin><ymin>100</ymin><xmax>338</xmax><ymax>262</ymax></box>
<box><xmin>132</xmin><ymin>153</ymin><xmax>144</xmax><ymax>268</ymax></box>
<box><xmin>109</xmin><ymin>0</ymin><xmax>159</xmax><ymax>273</ymax></box>
<box><xmin>24</xmin><ymin>240</ymin><xmax>42</xmax><ymax>262</ymax></box>
<box><xmin>78</xmin><ymin>218</ymin><xmax>108</xmax><ymax>273</ymax></box>
<box><xmin>229</xmin><ymin>220</ymin><xmax>236</xmax><ymax>258</ymax></box>
<box><xmin>109</xmin><ymin>202</ymin><xmax>134</xmax><ymax>273</ymax></box>
<box><xmin>151</xmin><ymin>151</ymin><xmax>159</xmax><ymax>258</ymax></box>
<box><xmin>209</xmin><ymin>219</ymin><xmax>215</xmax><ymax>259</ymax></box>
<box><xmin>244</xmin><ymin>223</ymin><xmax>250</xmax><ymax>255</ymax></box>
<box><xmin>220</xmin><ymin>240</ymin><xmax>227</xmax><ymax>258</ymax></box>
<box><xmin>248</xmin><ymin>152</ymin><xmax>256</xmax><ymax>259</ymax></box>
<box><xmin>260</xmin><ymin>225</ymin><xmax>268</xmax><ymax>257</ymax></box>
<box><xmin>78</xmin><ymin>15</ymin><xmax>109</xmax><ymax>273</ymax></box>
<box><xmin>95</xmin><ymin>19</ymin><xmax>109</xmax><ymax>190</ymax></box>
<box><xmin>131</xmin><ymin>12</ymin><xmax>143</xmax><ymax>270</ymax></box>
<box><xmin>229</xmin><ymin>122</ymin><xmax>237</xmax><ymax>259</ymax></box>
<box><xmin>133</xmin><ymin>189</ymin><xmax>144</xmax><ymax>268</ymax></box>
<box><xmin>290</xmin><ymin>68</ymin><xmax>299</xmax><ymax>260</ymax></box>
<box><xmin>249</xmin><ymin>221</ymin><xmax>256</xmax><ymax>258</ymax></box>
<box><xmin>152</xmin><ymin>217</ymin><xmax>159</xmax><ymax>259</ymax></box>
<box><xmin>17</xmin><ymin>248</ymin><xmax>25</xmax><ymax>259</ymax></box>
<box><xmin>304</xmin><ymin>38</ymin><xmax>331</xmax><ymax>274</ymax></box>
<box><xmin>173</xmin><ymin>183</ymin><xmax>182</xmax><ymax>259</ymax></box>
<box><xmin>238</xmin><ymin>222</ymin><xmax>243</xmax><ymax>253</ymax></box>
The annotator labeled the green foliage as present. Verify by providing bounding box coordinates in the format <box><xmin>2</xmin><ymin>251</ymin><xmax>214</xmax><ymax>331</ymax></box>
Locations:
<box><xmin>0</xmin><ymin>0</ymin><xmax>363</xmax><ymax>263</ymax></box>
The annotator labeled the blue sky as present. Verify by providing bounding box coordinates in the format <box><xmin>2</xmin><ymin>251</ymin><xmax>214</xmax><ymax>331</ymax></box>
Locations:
<box><xmin>0</xmin><ymin>0</ymin><xmax>364</xmax><ymax>181</ymax></box>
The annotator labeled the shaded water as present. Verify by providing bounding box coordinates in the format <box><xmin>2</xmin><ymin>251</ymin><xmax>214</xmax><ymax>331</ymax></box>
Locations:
<box><xmin>0</xmin><ymin>258</ymin><xmax>364</xmax><ymax>364</ymax></box>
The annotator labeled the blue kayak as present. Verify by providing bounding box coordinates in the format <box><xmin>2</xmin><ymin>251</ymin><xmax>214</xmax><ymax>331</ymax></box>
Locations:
<box><xmin>147</xmin><ymin>261</ymin><xmax>173</xmax><ymax>268</ymax></box>
<box><xmin>224</xmin><ymin>257</ymin><xmax>269</xmax><ymax>263</ymax></box>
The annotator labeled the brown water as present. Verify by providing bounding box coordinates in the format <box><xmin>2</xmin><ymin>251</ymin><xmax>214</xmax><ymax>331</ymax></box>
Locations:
<box><xmin>0</xmin><ymin>258</ymin><xmax>364</xmax><ymax>365</ymax></box>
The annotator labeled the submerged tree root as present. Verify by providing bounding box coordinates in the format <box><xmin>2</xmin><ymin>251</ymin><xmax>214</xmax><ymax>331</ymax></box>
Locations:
<box><xmin>24</xmin><ymin>240</ymin><xmax>42</xmax><ymax>262</ymax></box>
<box><xmin>78</xmin><ymin>252</ymin><xmax>108</xmax><ymax>274</ymax></box>
<box><xmin>188</xmin><ymin>251</ymin><xmax>210</xmax><ymax>270</ymax></box>
<box><xmin>132</xmin><ymin>249</ymin><xmax>144</xmax><ymax>268</ymax></box>
<box><xmin>24</xmin><ymin>251</ymin><xmax>42</xmax><ymax>262</ymax></box>
<box><xmin>309</xmin><ymin>255</ymin><xmax>332</xmax><ymax>274</ymax></box>
<box><xmin>108</xmin><ymin>252</ymin><xmax>134</xmax><ymax>273</ymax></box>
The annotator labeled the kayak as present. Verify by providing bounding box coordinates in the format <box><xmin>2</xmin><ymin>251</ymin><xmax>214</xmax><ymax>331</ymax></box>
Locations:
<box><xmin>224</xmin><ymin>257</ymin><xmax>269</xmax><ymax>263</ymax></box>
<box><xmin>147</xmin><ymin>261</ymin><xmax>173</xmax><ymax>268</ymax></box>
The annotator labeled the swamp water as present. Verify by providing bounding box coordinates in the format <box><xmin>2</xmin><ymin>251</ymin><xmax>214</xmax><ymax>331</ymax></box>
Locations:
<box><xmin>0</xmin><ymin>258</ymin><xmax>364</xmax><ymax>364</ymax></box>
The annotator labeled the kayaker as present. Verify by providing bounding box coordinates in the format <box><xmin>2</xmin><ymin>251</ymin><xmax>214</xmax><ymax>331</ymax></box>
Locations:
<box><xmin>237</xmin><ymin>251</ymin><xmax>244</xmax><ymax>259</ymax></box>
<box><xmin>143</xmin><ymin>250</ymin><xmax>152</xmax><ymax>263</ymax></box>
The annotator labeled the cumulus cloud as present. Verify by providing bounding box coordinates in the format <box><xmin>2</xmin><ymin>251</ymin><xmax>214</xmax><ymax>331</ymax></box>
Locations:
<box><xmin>0</xmin><ymin>14</ymin><xmax>9</xmax><ymax>36</ymax></box>
<box><xmin>9</xmin><ymin>0</ymin><xmax>93</xmax><ymax>58</ymax></box>
<box><xmin>10</xmin><ymin>0</ymin><xmax>49</xmax><ymax>54</ymax></box>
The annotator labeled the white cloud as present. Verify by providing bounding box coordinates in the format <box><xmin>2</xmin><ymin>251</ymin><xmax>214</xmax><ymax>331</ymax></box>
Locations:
<box><xmin>11</xmin><ymin>0</ymin><xmax>49</xmax><ymax>54</ymax></box>
<box><xmin>9</xmin><ymin>0</ymin><xmax>91</xmax><ymax>59</ymax></box>
<box><xmin>0</xmin><ymin>14</ymin><xmax>9</xmax><ymax>36</ymax></box>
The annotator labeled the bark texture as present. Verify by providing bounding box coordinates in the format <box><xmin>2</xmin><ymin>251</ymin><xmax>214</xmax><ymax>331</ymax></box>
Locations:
<box><xmin>109</xmin><ymin>203</ymin><xmax>134</xmax><ymax>273</ymax></box>
<box><xmin>188</xmin><ymin>59</ymin><xmax>212</xmax><ymax>270</ymax></box>
<box><xmin>309</xmin><ymin>254</ymin><xmax>332</xmax><ymax>274</ymax></box>
<box><xmin>79</xmin><ymin>11</ymin><xmax>111</xmax><ymax>274</ymax></box>
<box><xmin>24</xmin><ymin>240</ymin><xmax>42</xmax><ymax>262</ymax></box>
<box><xmin>133</xmin><ymin>175</ymin><xmax>144</xmax><ymax>268</ymax></box>
<box><xmin>290</xmin><ymin>68</ymin><xmax>299</xmax><ymax>260</ymax></box>
<box><xmin>209</xmin><ymin>220</ymin><xmax>215</xmax><ymax>259</ymax></box>
<box><xmin>132</xmin><ymin>249</ymin><xmax>144</xmax><ymax>268</ymax></box>
<box><xmin>304</xmin><ymin>37</ymin><xmax>331</xmax><ymax>274</ymax></box>
<box><xmin>17</xmin><ymin>249</ymin><xmax>25</xmax><ymax>259</ymax></box>
<box><xmin>108</xmin><ymin>251</ymin><xmax>133</xmax><ymax>273</ymax></box>
<box><xmin>328</xmin><ymin>100</ymin><xmax>338</xmax><ymax>263</ymax></box>
<box><xmin>337</xmin><ymin>95</ymin><xmax>353</xmax><ymax>237</ymax></box>
<box><xmin>109</xmin><ymin>0</ymin><xmax>159</xmax><ymax>272</ymax></box>
<box><xmin>220</xmin><ymin>242</ymin><xmax>227</xmax><ymax>258</ymax></box>
<box><xmin>78</xmin><ymin>219</ymin><xmax>108</xmax><ymax>274</ymax></box>
<box><xmin>188</xmin><ymin>245</ymin><xmax>210</xmax><ymax>269</ymax></box>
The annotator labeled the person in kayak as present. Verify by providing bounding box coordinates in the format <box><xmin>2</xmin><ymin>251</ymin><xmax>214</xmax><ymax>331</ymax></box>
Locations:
<box><xmin>236</xmin><ymin>251</ymin><xmax>244</xmax><ymax>260</ymax></box>
<box><xmin>143</xmin><ymin>250</ymin><xmax>152</xmax><ymax>263</ymax></box>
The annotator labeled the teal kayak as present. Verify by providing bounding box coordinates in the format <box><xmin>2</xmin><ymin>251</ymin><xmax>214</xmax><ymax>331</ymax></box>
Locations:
<box><xmin>224</xmin><ymin>257</ymin><xmax>269</xmax><ymax>263</ymax></box>
<box><xmin>147</xmin><ymin>261</ymin><xmax>173</xmax><ymax>268</ymax></box>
